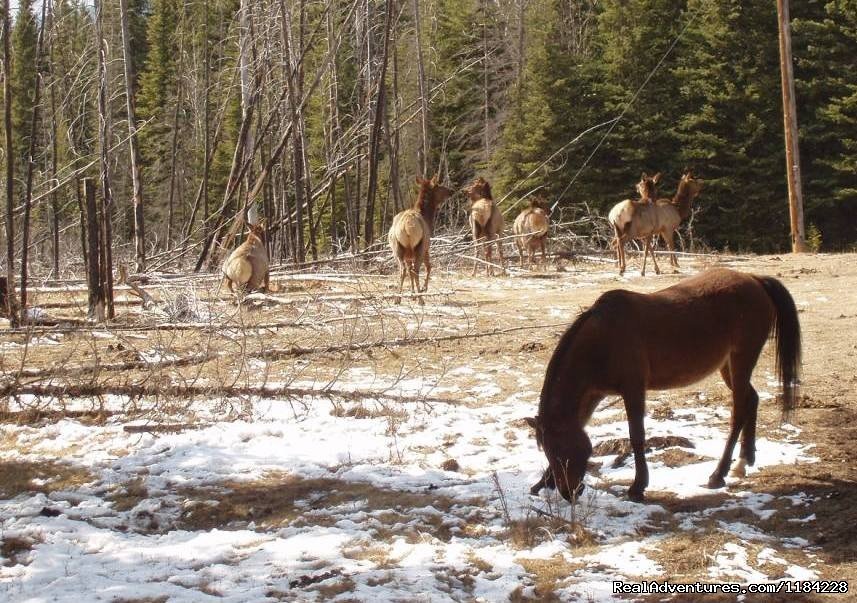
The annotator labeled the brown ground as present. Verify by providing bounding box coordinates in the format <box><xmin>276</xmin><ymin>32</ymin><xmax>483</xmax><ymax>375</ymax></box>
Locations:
<box><xmin>2</xmin><ymin>250</ymin><xmax>856</xmax><ymax>598</ymax></box>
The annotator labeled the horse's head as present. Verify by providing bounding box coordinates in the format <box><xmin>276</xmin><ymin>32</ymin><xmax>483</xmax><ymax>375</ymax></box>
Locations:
<box><xmin>636</xmin><ymin>172</ymin><xmax>661</xmax><ymax>201</ymax></box>
<box><xmin>465</xmin><ymin>177</ymin><xmax>492</xmax><ymax>201</ymax></box>
<box><xmin>526</xmin><ymin>415</ymin><xmax>592</xmax><ymax>502</ymax></box>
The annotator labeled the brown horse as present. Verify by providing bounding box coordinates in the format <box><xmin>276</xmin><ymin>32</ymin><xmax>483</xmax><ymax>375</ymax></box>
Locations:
<box><xmin>513</xmin><ymin>198</ymin><xmax>551</xmax><ymax>270</ymax></box>
<box><xmin>466</xmin><ymin>177</ymin><xmax>505</xmax><ymax>276</ymax></box>
<box><xmin>388</xmin><ymin>176</ymin><xmax>452</xmax><ymax>304</ymax></box>
<box><xmin>527</xmin><ymin>268</ymin><xmax>801</xmax><ymax>502</ymax></box>
<box><xmin>221</xmin><ymin>221</ymin><xmax>269</xmax><ymax>293</ymax></box>
<box><xmin>608</xmin><ymin>171</ymin><xmax>701</xmax><ymax>276</ymax></box>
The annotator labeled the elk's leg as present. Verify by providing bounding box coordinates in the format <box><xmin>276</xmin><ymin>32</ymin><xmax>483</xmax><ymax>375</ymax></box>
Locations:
<box><xmin>485</xmin><ymin>236</ymin><xmax>494</xmax><ymax>276</ymax></box>
<box><xmin>663</xmin><ymin>230</ymin><xmax>679</xmax><ymax>270</ymax></box>
<box><xmin>471</xmin><ymin>228</ymin><xmax>481</xmax><ymax>276</ymax></box>
<box><xmin>517</xmin><ymin>238</ymin><xmax>525</xmax><ymax>268</ymax></box>
<box><xmin>496</xmin><ymin>237</ymin><xmax>506</xmax><ymax>274</ymax></box>
<box><xmin>396</xmin><ymin>257</ymin><xmax>407</xmax><ymax>304</ymax></box>
<box><xmin>623</xmin><ymin>388</ymin><xmax>649</xmax><ymax>501</ymax></box>
<box><xmin>421</xmin><ymin>242</ymin><xmax>431</xmax><ymax>293</ymax></box>
<box><xmin>540</xmin><ymin>238</ymin><xmax>547</xmax><ymax>271</ymax></box>
<box><xmin>614</xmin><ymin>227</ymin><xmax>625</xmax><ymax>275</ymax></box>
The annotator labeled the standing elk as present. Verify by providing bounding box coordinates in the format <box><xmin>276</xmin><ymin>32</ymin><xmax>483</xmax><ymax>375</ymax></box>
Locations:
<box><xmin>608</xmin><ymin>171</ymin><xmax>701</xmax><ymax>276</ymax></box>
<box><xmin>388</xmin><ymin>176</ymin><xmax>452</xmax><ymax>304</ymax></box>
<box><xmin>466</xmin><ymin>177</ymin><xmax>505</xmax><ymax>276</ymax></box>
<box><xmin>513</xmin><ymin>198</ymin><xmax>551</xmax><ymax>270</ymax></box>
<box><xmin>221</xmin><ymin>220</ymin><xmax>269</xmax><ymax>293</ymax></box>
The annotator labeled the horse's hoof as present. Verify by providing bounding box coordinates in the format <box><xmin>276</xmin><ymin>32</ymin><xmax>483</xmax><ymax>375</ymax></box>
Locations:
<box><xmin>730</xmin><ymin>458</ymin><xmax>747</xmax><ymax>478</ymax></box>
<box><xmin>707</xmin><ymin>475</ymin><xmax>726</xmax><ymax>489</ymax></box>
<box><xmin>530</xmin><ymin>484</ymin><xmax>542</xmax><ymax>496</ymax></box>
<box><xmin>627</xmin><ymin>489</ymin><xmax>645</xmax><ymax>503</ymax></box>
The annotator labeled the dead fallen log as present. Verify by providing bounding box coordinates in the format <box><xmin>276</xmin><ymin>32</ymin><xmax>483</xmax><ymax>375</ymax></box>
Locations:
<box><xmin>0</xmin><ymin>382</ymin><xmax>456</xmax><ymax>406</ymax></box>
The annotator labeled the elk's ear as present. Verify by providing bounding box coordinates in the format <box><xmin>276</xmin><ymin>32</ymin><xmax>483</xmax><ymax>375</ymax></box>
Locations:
<box><xmin>431</xmin><ymin>173</ymin><xmax>439</xmax><ymax>185</ymax></box>
<box><xmin>652</xmin><ymin>172</ymin><xmax>662</xmax><ymax>183</ymax></box>
<box><xmin>641</xmin><ymin>172</ymin><xmax>648</xmax><ymax>180</ymax></box>
<box><xmin>524</xmin><ymin>416</ymin><xmax>538</xmax><ymax>430</ymax></box>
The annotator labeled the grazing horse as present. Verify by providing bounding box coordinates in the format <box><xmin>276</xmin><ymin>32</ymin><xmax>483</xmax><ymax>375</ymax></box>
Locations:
<box><xmin>466</xmin><ymin>177</ymin><xmax>505</xmax><ymax>276</ymax></box>
<box><xmin>388</xmin><ymin>176</ymin><xmax>452</xmax><ymax>304</ymax></box>
<box><xmin>221</xmin><ymin>221</ymin><xmax>269</xmax><ymax>293</ymax></box>
<box><xmin>527</xmin><ymin>268</ymin><xmax>801</xmax><ymax>503</ymax></box>
<box><xmin>513</xmin><ymin>198</ymin><xmax>551</xmax><ymax>270</ymax></box>
<box><xmin>608</xmin><ymin>171</ymin><xmax>701</xmax><ymax>276</ymax></box>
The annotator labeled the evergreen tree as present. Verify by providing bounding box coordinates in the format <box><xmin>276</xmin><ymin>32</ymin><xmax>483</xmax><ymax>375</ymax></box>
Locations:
<box><xmin>676</xmin><ymin>0</ymin><xmax>789</xmax><ymax>251</ymax></box>
<box><xmin>794</xmin><ymin>0</ymin><xmax>857</xmax><ymax>248</ymax></box>
<box><xmin>10</xmin><ymin>0</ymin><xmax>38</xmax><ymax>175</ymax></box>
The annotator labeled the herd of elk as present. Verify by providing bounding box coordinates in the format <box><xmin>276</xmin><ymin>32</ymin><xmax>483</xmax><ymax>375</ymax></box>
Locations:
<box><xmin>221</xmin><ymin>170</ymin><xmax>700</xmax><ymax>299</ymax></box>
<box><xmin>609</xmin><ymin>171</ymin><xmax>703</xmax><ymax>276</ymax></box>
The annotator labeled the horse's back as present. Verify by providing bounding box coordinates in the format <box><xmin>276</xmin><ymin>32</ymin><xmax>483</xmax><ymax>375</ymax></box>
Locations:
<box><xmin>583</xmin><ymin>269</ymin><xmax>777</xmax><ymax>390</ymax></box>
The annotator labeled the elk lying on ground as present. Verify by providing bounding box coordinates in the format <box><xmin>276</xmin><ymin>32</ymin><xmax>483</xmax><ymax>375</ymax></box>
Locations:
<box><xmin>608</xmin><ymin>171</ymin><xmax>701</xmax><ymax>275</ymax></box>
<box><xmin>388</xmin><ymin>176</ymin><xmax>452</xmax><ymax>304</ymax></box>
<box><xmin>513</xmin><ymin>198</ymin><xmax>551</xmax><ymax>270</ymax></box>
<box><xmin>466</xmin><ymin>177</ymin><xmax>505</xmax><ymax>276</ymax></box>
<box><xmin>221</xmin><ymin>221</ymin><xmax>269</xmax><ymax>293</ymax></box>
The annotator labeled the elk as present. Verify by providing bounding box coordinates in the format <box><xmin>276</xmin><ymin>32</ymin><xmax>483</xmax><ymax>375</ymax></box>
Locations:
<box><xmin>221</xmin><ymin>221</ymin><xmax>269</xmax><ymax>293</ymax></box>
<box><xmin>513</xmin><ymin>198</ymin><xmax>551</xmax><ymax>270</ymax></box>
<box><xmin>608</xmin><ymin>171</ymin><xmax>701</xmax><ymax>275</ymax></box>
<box><xmin>466</xmin><ymin>177</ymin><xmax>505</xmax><ymax>276</ymax></box>
<box><xmin>388</xmin><ymin>176</ymin><xmax>452</xmax><ymax>304</ymax></box>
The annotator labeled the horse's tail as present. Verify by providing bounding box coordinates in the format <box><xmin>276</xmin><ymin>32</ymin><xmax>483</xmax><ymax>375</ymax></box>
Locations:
<box><xmin>756</xmin><ymin>275</ymin><xmax>802</xmax><ymax>420</ymax></box>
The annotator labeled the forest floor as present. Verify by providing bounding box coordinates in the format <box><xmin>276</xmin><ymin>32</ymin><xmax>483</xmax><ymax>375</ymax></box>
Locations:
<box><xmin>0</xmin><ymin>250</ymin><xmax>855</xmax><ymax>601</ymax></box>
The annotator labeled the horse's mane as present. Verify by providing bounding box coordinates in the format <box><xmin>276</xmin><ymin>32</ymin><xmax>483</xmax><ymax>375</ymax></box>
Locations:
<box><xmin>538</xmin><ymin>307</ymin><xmax>596</xmax><ymax>419</ymax></box>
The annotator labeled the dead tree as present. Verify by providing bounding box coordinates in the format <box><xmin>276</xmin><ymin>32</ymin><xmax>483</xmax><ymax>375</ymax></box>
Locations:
<box><xmin>119</xmin><ymin>0</ymin><xmax>146</xmax><ymax>272</ymax></box>
<box><xmin>363</xmin><ymin>0</ymin><xmax>394</xmax><ymax>247</ymax></box>
<box><xmin>2</xmin><ymin>0</ymin><xmax>17</xmax><ymax>325</ymax></box>
<box><xmin>82</xmin><ymin>179</ymin><xmax>105</xmax><ymax>321</ymax></box>
<box><xmin>95</xmin><ymin>0</ymin><xmax>115</xmax><ymax>319</ymax></box>
<box><xmin>18</xmin><ymin>0</ymin><xmax>47</xmax><ymax>323</ymax></box>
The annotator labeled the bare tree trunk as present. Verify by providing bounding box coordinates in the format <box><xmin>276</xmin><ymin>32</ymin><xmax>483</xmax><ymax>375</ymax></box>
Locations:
<box><xmin>18</xmin><ymin>0</ymin><xmax>48</xmax><ymax>321</ymax></box>
<box><xmin>47</xmin><ymin>0</ymin><xmax>60</xmax><ymax>278</ymax></box>
<box><xmin>95</xmin><ymin>0</ymin><xmax>114</xmax><ymax>319</ymax></box>
<box><xmin>363</xmin><ymin>0</ymin><xmax>393</xmax><ymax>247</ymax></box>
<box><xmin>280</xmin><ymin>0</ymin><xmax>307</xmax><ymax>262</ymax></box>
<box><xmin>2</xmin><ymin>0</ymin><xmax>17</xmax><ymax>324</ymax></box>
<box><xmin>411</xmin><ymin>0</ymin><xmax>429</xmax><ymax>176</ymax></box>
<box><xmin>82</xmin><ymin>179</ymin><xmax>104</xmax><ymax>321</ymax></box>
<box><xmin>387</xmin><ymin>25</ymin><xmax>402</xmax><ymax>214</ymax></box>
<box><xmin>119</xmin><ymin>0</ymin><xmax>146</xmax><ymax>272</ymax></box>
<box><xmin>166</xmin><ymin>46</ymin><xmax>184</xmax><ymax>248</ymax></box>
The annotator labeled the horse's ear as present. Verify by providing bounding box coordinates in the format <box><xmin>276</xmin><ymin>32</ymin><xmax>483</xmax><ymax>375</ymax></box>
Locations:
<box><xmin>652</xmin><ymin>172</ymin><xmax>662</xmax><ymax>183</ymax></box>
<box><xmin>524</xmin><ymin>416</ymin><xmax>538</xmax><ymax>429</ymax></box>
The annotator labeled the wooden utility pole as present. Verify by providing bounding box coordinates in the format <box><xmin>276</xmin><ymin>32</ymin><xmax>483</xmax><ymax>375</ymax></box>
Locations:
<box><xmin>776</xmin><ymin>0</ymin><xmax>809</xmax><ymax>252</ymax></box>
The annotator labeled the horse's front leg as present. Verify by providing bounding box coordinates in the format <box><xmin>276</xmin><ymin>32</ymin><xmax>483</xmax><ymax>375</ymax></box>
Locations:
<box><xmin>623</xmin><ymin>390</ymin><xmax>649</xmax><ymax>501</ymax></box>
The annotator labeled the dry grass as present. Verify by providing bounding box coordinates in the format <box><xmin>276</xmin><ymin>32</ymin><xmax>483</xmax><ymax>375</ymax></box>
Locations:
<box><xmin>514</xmin><ymin>555</ymin><xmax>584</xmax><ymax>602</ymax></box>
<box><xmin>646</xmin><ymin>530</ymin><xmax>727</xmax><ymax>579</ymax></box>
<box><xmin>0</xmin><ymin>459</ymin><xmax>94</xmax><ymax>499</ymax></box>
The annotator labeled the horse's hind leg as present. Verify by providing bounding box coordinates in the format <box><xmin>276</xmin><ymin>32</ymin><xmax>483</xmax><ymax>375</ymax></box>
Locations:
<box><xmin>623</xmin><ymin>388</ymin><xmax>649</xmax><ymax>501</ymax></box>
<box><xmin>709</xmin><ymin>361</ymin><xmax>755</xmax><ymax>488</ymax></box>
